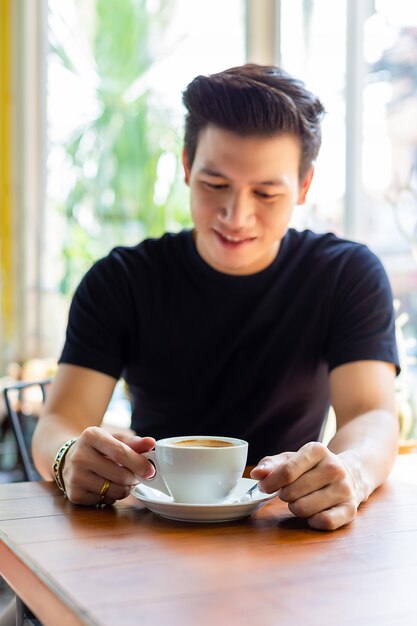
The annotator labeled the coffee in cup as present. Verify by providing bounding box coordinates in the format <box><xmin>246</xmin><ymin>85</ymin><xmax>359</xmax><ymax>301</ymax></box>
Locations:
<box><xmin>137</xmin><ymin>435</ymin><xmax>248</xmax><ymax>504</ymax></box>
<box><xmin>170</xmin><ymin>438</ymin><xmax>235</xmax><ymax>448</ymax></box>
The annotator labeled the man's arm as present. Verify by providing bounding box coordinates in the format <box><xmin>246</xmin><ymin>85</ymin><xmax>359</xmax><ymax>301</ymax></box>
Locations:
<box><xmin>32</xmin><ymin>363</ymin><xmax>117</xmax><ymax>477</ymax></box>
<box><xmin>327</xmin><ymin>360</ymin><xmax>398</xmax><ymax>502</ymax></box>
<box><xmin>251</xmin><ymin>360</ymin><xmax>398</xmax><ymax>530</ymax></box>
<box><xmin>32</xmin><ymin>364</ymin><xmax>155</xmax><ymax>505</ymax></box>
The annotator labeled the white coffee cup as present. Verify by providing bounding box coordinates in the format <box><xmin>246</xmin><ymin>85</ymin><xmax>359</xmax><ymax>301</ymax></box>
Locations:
<box><xmin>136</xmin><ymin>435</ymin><xmax>248</xmax><ymax>504</ymax></box>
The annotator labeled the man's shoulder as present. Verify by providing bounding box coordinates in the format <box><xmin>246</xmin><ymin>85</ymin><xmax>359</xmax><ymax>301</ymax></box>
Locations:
<box><xmin>111</xmin><ymin>230</ymin><xmax>190</xmax><ymax>261</ymax></box>
<box><xmin>91</xmin><ymin>230</ymin><xmax>191</xmax><ymax>275</ymax></box>
<box><xmin>73</xmin><ymin>231</ymin><xmax>191</xmax><ymax>299</ymax></box>
<box><xmin>287</xmin><ymin>229</ymin><xmax>379</xmax><ymax>268</ymax></box>
<box><xmin>288</xmin><ymin>228</ymin><xmax>365</xmax><ymax>252</ymax></box>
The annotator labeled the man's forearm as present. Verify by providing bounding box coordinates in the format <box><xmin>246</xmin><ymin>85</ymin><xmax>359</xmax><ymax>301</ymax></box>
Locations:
<box><xmin>328</xmin><ymin>409</ymin><xmax>399</xmax><ymax>504</ymax></box>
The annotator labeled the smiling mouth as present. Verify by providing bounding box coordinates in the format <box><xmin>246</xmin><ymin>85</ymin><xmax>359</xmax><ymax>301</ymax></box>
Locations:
<box><xmin>213</xmin><ymin>229</ymin><xmax>256</xmax><ymax>245</ymax></box>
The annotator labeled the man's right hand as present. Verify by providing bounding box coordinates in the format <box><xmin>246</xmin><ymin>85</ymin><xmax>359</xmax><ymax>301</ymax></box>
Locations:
<box><xmin>61</xmin><ymin>428</ymin><xmax>156</xmax><ymax>506</ymax></box>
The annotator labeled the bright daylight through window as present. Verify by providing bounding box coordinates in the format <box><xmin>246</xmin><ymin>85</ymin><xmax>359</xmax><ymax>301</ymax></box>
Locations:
<box><xmin>3</xmin><ymin>0</ymin><xmax>417</xmax><ymax>442</ymax></box>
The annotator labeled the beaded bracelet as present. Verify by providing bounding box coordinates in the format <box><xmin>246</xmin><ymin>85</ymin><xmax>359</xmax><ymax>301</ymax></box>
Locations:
<box><xmin>52</xmin><ymin>438</ymin><xmax>78</xmax><ymax>494</ymax></box>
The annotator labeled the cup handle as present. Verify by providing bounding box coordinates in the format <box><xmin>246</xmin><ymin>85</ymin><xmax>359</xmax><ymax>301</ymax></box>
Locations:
<box><xmin>136</xmin><ymin>450</ymin><xmax>171</xmax><ymax>497</ymax></box>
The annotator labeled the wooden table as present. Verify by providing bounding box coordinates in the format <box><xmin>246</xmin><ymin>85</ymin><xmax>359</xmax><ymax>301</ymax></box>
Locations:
<box><xmin>1</xmin><ymin>455</ymin><xmax>417</xmax><ymax>626</ymax></box>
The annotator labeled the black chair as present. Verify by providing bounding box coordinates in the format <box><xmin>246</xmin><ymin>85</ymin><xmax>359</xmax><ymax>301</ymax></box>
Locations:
<box><xmin>1</xmin><ymin>380</ymin><xmax>51</xmax><ymax>626</ymax></box>
<box><xmin>2</xmin><ymin>380</ymin><xmax>51</xmax><ymax>482</ymax></box>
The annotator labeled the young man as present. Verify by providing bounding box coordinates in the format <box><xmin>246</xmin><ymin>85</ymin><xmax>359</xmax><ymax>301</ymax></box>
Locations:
<box><xmin>32</xmin><ymin>64</ymin><xmax>399</xmax><ymax>530</ymax></box>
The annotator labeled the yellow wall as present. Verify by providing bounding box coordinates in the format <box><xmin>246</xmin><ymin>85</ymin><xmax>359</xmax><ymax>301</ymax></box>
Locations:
<box><xmin>0</xmin><ymin>0</ymin><xmax>14</xmax><ymax>345</ymax></box>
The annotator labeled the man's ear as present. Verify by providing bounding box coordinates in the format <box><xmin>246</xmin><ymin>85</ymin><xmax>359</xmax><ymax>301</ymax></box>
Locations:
<box><xmin>182</xmin><ymin>148</ymin><xmax>190</xmax><ymax>185</ymax></box>
<box><xmin>297</xmin><ymin>167</ymin><xmax>314</xmax><ymax>204</ymax></box>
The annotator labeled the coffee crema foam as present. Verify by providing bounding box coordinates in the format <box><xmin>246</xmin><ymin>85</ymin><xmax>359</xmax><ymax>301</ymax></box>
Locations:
<box><xmin>171</xmin><ymin>439</ymin><xmax>235</xmax><ymax>448</ymax></box>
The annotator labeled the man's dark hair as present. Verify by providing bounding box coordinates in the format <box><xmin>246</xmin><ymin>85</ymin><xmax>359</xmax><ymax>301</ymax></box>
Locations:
<box><xmin>182</xmin><ymin>64</ymin><xmax>325</xmax><ymax>178</ymax></box>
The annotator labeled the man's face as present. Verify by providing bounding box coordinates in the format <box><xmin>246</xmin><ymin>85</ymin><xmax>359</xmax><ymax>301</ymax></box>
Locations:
<box><xmin>183</xmin><ymin>127</ymin><xmax>314</xmax><ymax>275</ymax></box>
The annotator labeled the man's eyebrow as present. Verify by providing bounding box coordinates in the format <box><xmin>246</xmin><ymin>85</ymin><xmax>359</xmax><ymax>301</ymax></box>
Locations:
<box><xmin>199</xmin><ymin>167</ymin><xmax>286</xmax><ymax>186</ymax></box>
<box><xmin>199</xmin><ymin>167</ymin><xmax>225</xmax><ymax>177</ymax></box>
<box><xmin>257</xmin><ymin>179</ymin><xmax>286</xmax><ymax>187</ymax></box>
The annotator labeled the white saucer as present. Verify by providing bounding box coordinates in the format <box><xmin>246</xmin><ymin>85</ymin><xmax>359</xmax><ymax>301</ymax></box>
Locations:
<box><xmin>130</xmin><ymin>478</ymin><xmax>278</xmax><ymax>523</ymax></box>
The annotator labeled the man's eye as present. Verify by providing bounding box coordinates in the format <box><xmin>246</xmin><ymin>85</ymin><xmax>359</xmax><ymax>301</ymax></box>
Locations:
<box><xmin>202</xmin><ymin>181</ymin><xmax>228</xmax><ymax>190</ymax></box>
<box><xmin>255</xmin><ymin>191</ymin><xmax>278</xmax><ymax>199</ymax></box>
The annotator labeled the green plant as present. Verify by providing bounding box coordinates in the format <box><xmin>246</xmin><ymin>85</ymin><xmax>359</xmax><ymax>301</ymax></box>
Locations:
<box><xmin>49</xmin><ymin>0</ymin><xmax>191</xmax><ymax>296</ymax></box>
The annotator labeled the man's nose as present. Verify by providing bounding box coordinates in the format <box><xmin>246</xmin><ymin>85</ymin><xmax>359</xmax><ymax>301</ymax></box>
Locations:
<box><xmin>218</xmin><ymin>193</ymin><xmax>255</xmax><ymax>228</ymax></box>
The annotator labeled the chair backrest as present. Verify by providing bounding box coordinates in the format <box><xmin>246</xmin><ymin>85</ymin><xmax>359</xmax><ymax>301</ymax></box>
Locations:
<box><xmin>2</xmin><ymin>379</ymin><xmax>51</xmax><ymax>481</ymax></box>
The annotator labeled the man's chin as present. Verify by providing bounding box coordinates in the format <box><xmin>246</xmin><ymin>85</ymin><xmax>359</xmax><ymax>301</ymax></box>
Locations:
<box><xmin>208</xmin><ymin>254</ymin><xmax>261</xmax><ymax>276</ymax></box>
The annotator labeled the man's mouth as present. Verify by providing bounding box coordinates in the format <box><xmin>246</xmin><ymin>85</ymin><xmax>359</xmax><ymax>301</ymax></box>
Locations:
<box><xmin>213</xmin><ymin>229</ymin><xmax>256</xmax><ymax>246</ymax></box>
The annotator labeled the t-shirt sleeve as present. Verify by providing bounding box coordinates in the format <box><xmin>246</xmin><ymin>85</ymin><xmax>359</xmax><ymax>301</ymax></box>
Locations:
<box><xmin>59</xmin><ymin>253</ymin><xmax>135</xmax><ymax>379</ymax></box>
<box><xmin>325</xmin><ymin>245</ymin><xmax>400</xmax><ymax>373</ymax></box>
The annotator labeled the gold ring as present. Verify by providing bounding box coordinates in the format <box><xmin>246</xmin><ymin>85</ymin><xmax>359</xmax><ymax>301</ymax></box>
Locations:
<box><xmin>99</xmin><ymin>479</ymin><xmax>111</xmax><ymax>504</ymax></box>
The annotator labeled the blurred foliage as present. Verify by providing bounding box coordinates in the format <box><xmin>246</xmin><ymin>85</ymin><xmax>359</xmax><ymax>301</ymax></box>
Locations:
<box><xmin>49</xmin><ymin>0</ymin><xmax>191</xmax><ymax>296</ymax></box>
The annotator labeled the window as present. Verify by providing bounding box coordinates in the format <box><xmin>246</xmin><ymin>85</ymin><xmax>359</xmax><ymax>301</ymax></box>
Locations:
<box><xmin>4</xmin><ymin>0</ymin><xmax>417</xmax><ymax>428</ymax></box>
<box><xmin>279</xmin><ymin>0</ymin><xmax>417</xmax><ymax>437</ymax></box>
<box><xmin>280</xmin><ymin>0</ymin><xmax>347</xmax><ymax>234</ymax></box>
<box><xmin>46</xmin><ymin>0</ymin><xmax>245</xmax><ymax>345</ymax></box>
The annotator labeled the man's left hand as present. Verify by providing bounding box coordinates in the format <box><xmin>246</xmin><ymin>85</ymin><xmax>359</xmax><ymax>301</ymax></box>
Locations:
<box><xmin>251</xmin><ymin>442</ymin><xmax>361</xmax><ymax>531</ymax></box>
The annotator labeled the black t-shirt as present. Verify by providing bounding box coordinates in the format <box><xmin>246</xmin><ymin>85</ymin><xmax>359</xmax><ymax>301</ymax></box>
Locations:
<box><xmin>60</xmin><ymin>229</ymin><xmax>399</xmax><ymax>465</ymax></box>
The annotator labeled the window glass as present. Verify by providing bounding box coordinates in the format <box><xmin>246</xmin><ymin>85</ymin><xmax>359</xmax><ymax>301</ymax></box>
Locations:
<box><xmin>280</xmin><ymin>0</ymin><xmax>417</xmax><ymax>435</ymax></box>
<box><xmin>47</xmin><ymin>0</ymin><xmax>245</xmax><ymax>299</ymax></box>
<box><xmin>363</xmin><ymin>2</ymin><xmax>417</xmax><ymax>318</ymax></box>
<box><xmin>363</xmin><ymin>1</ymin><xmax>417</xmax><ymax>432</ymax></box>
<box><xmin>279</xmin><ymin>0</ymin><xmax>347</xmax><ymax>234</ymax></box>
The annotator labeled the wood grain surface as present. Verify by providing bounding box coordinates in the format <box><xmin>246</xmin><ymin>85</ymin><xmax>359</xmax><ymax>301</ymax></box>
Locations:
<box><xmin>0</xmin><ymin>456</ymin><xmax>417</xmax><ymax>626</ymax></box>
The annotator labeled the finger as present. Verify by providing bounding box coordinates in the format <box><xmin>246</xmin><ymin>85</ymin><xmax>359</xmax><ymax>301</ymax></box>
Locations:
<box><xmin>278</xmin><ymin>458</ymin><xmax>347</xmax><ymax>502</ymax></box>
<box><xmin>88</xmin><ymin>450</ymin><xmax>139</xmax><ymax>486</ymax></box>
<box><xmin>112</xmin><ymin>433</ymin><xmax>156</xmax><ymax>453</ymax></box>
<box><xmin>65</xmin><ymin>488</ymin><xmax>117</xmax><ymax>507</ymax></box>
<box><xmin>65</xmin><ymin>490</ymin><xmax>102</xmax><ymax>506</ymax></box>
<box><xmin>81</xmin><ymin>427</ymin><xmax>155</xmax><ymax>479</ymax></box>
<box><xmin>91</xmin><ymin>474</ymin><xmax>132</xmax><ymax>501</ymax></box>
<box><xmin>65</xmin><ymin>473</ymin><xmax>131</xmax><ymax>505</ymax></box>
<box><xmin>250</xmin><ymin>452</ymin><xmax>294</xmax><ymax>481</ymax></box>
<box><xmin>66</xmin><ymin>437</ymin><xmax>139</xmax><ymax>487</ymax></box>
<box><xmin>286</xmin><ymin>481</ymin><xmax>356</xmax><ymax>520</ymax></box>
<box><xmin>254</xmin><ymin>442</ymin><xmax>329</xmax><ymax>492</ymax></box>
<box><xmin>307</xmin><ymin>503</ymin><xmax>357</xmax><ymax>531</ymax></box>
